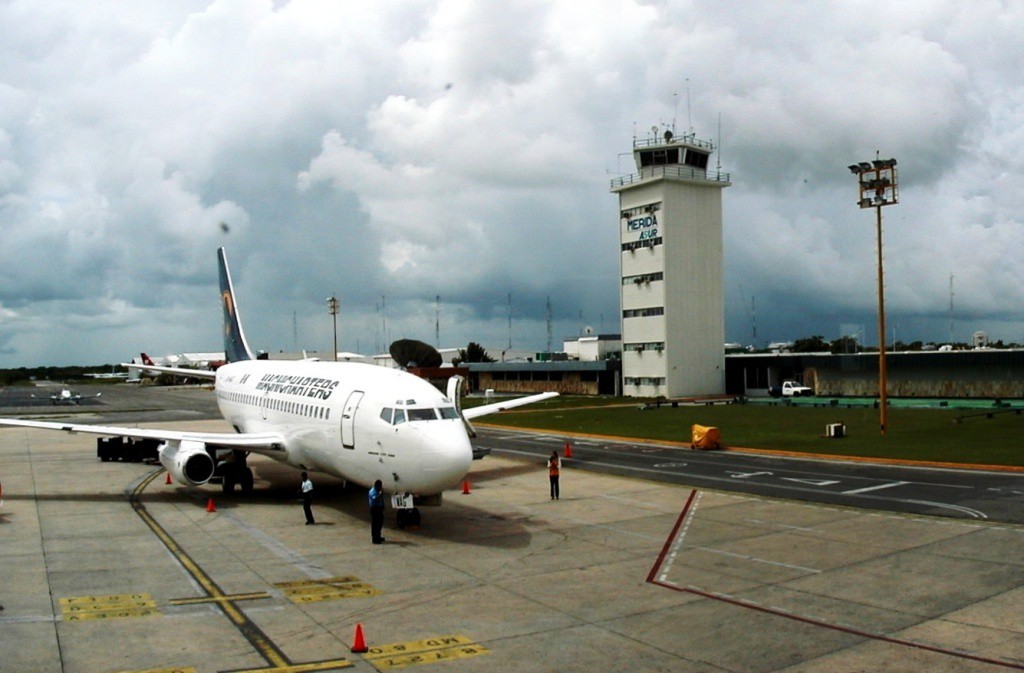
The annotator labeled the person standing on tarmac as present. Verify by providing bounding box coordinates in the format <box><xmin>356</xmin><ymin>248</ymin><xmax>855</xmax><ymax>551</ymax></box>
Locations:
<box><xmin>300</xmin><ymin>472</ymin><xmax>315</xmax><ymax>525</ymax></box>
<box><xmin>548</xmin><ymin>451</ymin><xmax>560</xmax><ymax>500</ymax></box>
<box><xmin>368</xmin><ymin>479</ymin><xmax>386</xmax><ymax>544</ymax></box>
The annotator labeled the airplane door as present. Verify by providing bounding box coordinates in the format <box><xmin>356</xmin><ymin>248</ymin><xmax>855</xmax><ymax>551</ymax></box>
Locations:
<box><xmin>341</xmin><ymin>391</ymin><xmax>364</xmax><ymax>449</ymax></box>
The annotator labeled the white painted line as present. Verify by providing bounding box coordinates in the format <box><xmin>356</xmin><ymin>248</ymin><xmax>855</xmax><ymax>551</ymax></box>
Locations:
<box><xmin>687</xmin><ymin>545</ymin><xmax>822</xmax><ymax>574</ymax></box>
<box><xmin>842</xmin><ymin>481</ymin><xmax>908</xmax><ymax>495</ymax></box>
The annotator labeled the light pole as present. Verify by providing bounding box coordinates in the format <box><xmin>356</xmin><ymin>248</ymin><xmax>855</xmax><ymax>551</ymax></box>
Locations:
<box><xmin>847</xmin><ymin>156</ymin><xmax>898</xmax><ymax>434</ymax></box>
<box><xmin>327</xmin><ymin>295</ymin><xmax>339</xmax><ymax>362</ymax></box>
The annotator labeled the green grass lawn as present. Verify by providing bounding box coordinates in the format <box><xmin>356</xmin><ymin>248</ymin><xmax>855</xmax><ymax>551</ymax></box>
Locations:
<box><xmin>476</xmin><ymin>398</ymin><xmax>1024</xmax><ymax>467</ymax></box>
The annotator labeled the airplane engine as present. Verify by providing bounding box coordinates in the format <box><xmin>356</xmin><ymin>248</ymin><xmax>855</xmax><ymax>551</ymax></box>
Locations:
<box><xmin>160</xmin><ymin>440</ymin><xmax>216</xmax><ymax>486</ymax></box>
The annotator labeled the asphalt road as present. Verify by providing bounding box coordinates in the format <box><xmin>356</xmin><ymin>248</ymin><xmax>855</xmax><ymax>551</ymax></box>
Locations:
<box><xmin>473</xmin><ymin>427</ymin><xmax>1024</xmax><ymax>524</ymax></box>
<box><xmin>3</xmin><ymin>382</ymin><xmax>1021</xmax><ymax>523</ymax></box>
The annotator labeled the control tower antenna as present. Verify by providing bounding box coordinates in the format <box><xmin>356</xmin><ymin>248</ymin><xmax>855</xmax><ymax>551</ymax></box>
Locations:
<box><xmin>717</xmin><ymin>113</ymin><xmax>722</xmax><ymax>171</ymax></box>
<box><xmin>686</xmin><ymin>79</ymin><xmax>693</xmax><ymax>133</ymax></box>
<box><xmin>672</xmin><ymin>92</ymin><xmax>678</xmax><ymax>134</ymax></box>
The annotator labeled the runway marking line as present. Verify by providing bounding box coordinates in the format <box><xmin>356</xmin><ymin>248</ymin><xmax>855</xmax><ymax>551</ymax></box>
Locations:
<box><xmin>362</xmin><ymin>635</ymin><xmax>489</xmax><ymax>671</ymax></box>
<box><xmin>168</xmin><ymin>591</ymin><xmax>271</xmax><ymax>606</ymax></box>
<box><xmin>647</xmin><ymin>489</ymin><xmax>1024</xmax><ymax>670</ymax></box>
<box><xmin>219</xmin><ymin>659</ymin><xmax>353</xmax><ymax>672</ymax></box>
<box><xmin>842</xmin><ymin>480</ymin><xmax>908</xmax><ymax>495</ymax></box>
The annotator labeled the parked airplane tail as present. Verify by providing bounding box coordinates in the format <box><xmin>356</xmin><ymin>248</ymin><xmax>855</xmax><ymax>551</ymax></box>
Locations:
<box><xmin>141</xmin><ymin>353</ymin><xmax>155</xmax><ymax>365</ymax></box>
<box><xmin>218</xmin><ymin>247</ymin><xmax>255</xmax><ymax>363</ymax></box>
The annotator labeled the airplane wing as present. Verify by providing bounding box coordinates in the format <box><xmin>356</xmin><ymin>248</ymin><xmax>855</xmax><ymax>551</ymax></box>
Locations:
<box><xmin>0</xmin><ymin>418</ymin><xmax>284</xmax><ymax>451</ymax></box>
<box><xmin>462</xmin><ymin>391</ymin><xmax>559</xmax><ymax>420</ymax></box>
<box><xmin>121</xmin><ymin>363</ymin><xmax>217</xmax><ymax>380</ymax></box>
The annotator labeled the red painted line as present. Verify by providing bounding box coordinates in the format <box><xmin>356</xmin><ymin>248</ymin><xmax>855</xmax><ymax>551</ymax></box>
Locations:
<box><xmin>646</xmin><ymin>492</ymin><xmax>1024</xmax><ymax>670</ymax></box>
<box><xmin>645</xmin><ymin>489</ymin><xmax>697</xmax><ymax>584</ymax></box>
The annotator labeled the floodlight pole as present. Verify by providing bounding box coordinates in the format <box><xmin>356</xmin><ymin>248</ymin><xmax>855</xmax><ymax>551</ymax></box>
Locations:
<box><xmin>327</xmin><ymin>295</ymin><xmax>339</xmax><ymax>362</ymax></box>
<box><xmin>874</xmin><ymin>203</ymin><xmax>888</xmax><ymax>435</ymax></box>
<box><xmin>848</xmin><ymin>157</ymin><xmax>898</xmax><ymax>435</ymax></box>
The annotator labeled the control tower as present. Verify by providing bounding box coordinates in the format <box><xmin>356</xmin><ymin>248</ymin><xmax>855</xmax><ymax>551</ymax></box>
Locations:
<box><xmin>610</xmin><ymin>128</ymin><xmax>731</xmax><ymax>398</ymax></box>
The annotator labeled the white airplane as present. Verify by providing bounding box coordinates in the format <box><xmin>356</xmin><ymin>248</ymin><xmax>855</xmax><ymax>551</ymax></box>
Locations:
<box><xmin>0</xmin><ymin>248</ymin><xmax>557</xmax><ymax>525</ymax></box>
<box><xmin>30</xmin><ymin>387</ymin><xmax>101</xmax><ymax>405</ymax></box>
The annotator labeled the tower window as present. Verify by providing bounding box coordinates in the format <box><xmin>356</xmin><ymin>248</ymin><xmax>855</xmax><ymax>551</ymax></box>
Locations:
<box><xmin>683</xmin><ymin>150</ymin><xmax>709</xmax><ymax>169</ymax></box>
<box><xmin>638</xmin><ymin>149</ymin><xmax>679</xmax><ymax>167</ymax></box>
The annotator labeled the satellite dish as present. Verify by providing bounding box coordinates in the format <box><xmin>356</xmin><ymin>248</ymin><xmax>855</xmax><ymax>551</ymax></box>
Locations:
<box><xmin>664</xmin><ymin>130</ymin><xmax>673</xmax><ymax>142</ymax></box>
<box><xmin>584</xmin><ymin>325</ymin><xmax>594</xmax><ymax>336</ymax></box>
<box><xmin>389</xmin><ymin>339</ymin><xmax>443</xmax><ymax>369</ymax></box>
<box><xmin>651</xmin><ymin>125</ymin><xmax>659</xmax><ymax>134</ymax></box>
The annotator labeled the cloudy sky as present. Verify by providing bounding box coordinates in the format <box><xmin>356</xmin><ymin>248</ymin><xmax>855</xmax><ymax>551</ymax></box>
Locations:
<box><xmin>1</xmin><ymin>0</ymin><xmax>1022</xmax><ymax>367</ymax></box>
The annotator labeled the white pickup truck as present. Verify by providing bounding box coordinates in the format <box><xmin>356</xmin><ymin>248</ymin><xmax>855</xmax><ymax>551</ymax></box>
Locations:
<box><xmin>769</xmin><ymin>380</ymin><xmax>814</xmax><ymax>397</ymax></box>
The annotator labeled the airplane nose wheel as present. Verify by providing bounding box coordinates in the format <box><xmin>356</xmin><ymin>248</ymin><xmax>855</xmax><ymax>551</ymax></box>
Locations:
<box><xmin>395</xmin><ymin>507</ymin><xmax>420</xmax><ymax>529</ymax></box>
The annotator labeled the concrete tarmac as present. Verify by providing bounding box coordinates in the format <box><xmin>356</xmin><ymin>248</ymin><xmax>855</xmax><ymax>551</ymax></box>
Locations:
<box><xmin>2</xmin><ymin>420</ymin><xmax>1023</xmax><ymax>673</ymax></box>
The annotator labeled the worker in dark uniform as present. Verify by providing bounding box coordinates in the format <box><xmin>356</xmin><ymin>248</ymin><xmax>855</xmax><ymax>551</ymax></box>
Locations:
<box><xmin>368</xmin><ymin>479</ymin><xmax>385</xmax><ymax>543</ymax></box>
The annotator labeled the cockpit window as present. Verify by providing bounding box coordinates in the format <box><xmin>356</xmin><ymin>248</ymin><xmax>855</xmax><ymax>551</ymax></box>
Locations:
<box><xmin>393</xmin><ymin>408</ymin><xmax>407</xmax><ymax>425</ymax></box>
<box><xmin>379</xmin><ymin>408</ymin><xmax>393</xmax><ymax>424</ymax></box>
<box><xmin>438</xmin><ymin>406</ymin><xmax>459</xmax><ymax>420</ymax></box>
<box><xmin>407</xmin><ymin>408</ymin><xmax>438</xmax><ymax>422</ymax></box>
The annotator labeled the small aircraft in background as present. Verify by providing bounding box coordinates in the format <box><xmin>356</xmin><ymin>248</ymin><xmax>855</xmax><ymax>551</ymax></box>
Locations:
<box><xmin>32</xmin><ymin>388</ymin><xmax>102</xmax><ymax>405</ymax></box>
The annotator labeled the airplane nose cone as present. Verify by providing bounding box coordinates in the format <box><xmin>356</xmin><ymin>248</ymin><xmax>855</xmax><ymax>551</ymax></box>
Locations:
<box><xmin>419</xmin><ymin>424</ymin><xmax>473</xmax><ymax>491</ymax></box>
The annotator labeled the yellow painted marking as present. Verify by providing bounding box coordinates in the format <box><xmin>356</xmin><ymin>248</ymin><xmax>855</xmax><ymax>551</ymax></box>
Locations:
<box><xmin>65</xmin><ymin>607</ymin><xmax>161</xmax><ymax>621</ymax></box>
<box><xmin>274</xmin><ymin>576</ymin><xmax>360</xmax><ymax>589</ymax></box>
<box><xmin>365</xmin><ymin>636</ymin><xmax>474</xmax><ymax>658</ymax></box>
<box><xmin>363</xmin><ymin>636</ymin><xmax>489</xmax><ymax>670</ymax></box>
<box><xmin>168</xmin><ymin>592</ymin><xmax>270</xmax><ymax>606</ymax></box>
<box><xmin>61</xmin><ymin>594</ymin><xmax>160</xmax><ymax>621</ymax></box>
<box><xmin>61</xmin><ymin>593</ymin><xmax>152</xmax><ymax>606</ymax></box>
<box><xmin>219</xmin><ymin>658</ymin><xmax>353</xmax><ymax>672</ymax></box>
<box><xmin>62</xmin><ymin>599</ymin><xmax>157</xmax><ymax>612</ymax></box>
<box><xmin>288</xmin><ymin>587</ymin><xmax>381</xmax><ymax>603</ymax></box>
<box><xmin>275</xmin><ymin>577</ymin><xmax>380</xmax><ymax>604</ymax></box>
<box><xmin>366</xmin><ymin>645</ymin><xmax>489</xmax><ymax>671</ymax></box>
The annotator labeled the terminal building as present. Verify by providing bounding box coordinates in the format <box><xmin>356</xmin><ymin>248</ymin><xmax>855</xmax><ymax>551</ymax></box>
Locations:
<box><xmin>610</xmin><ymin>128</ymin><xmax>731</xmax><ymax>398</ymax></box>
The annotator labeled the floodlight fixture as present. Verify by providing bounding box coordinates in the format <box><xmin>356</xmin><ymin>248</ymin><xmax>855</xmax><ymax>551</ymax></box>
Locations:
<box><xmin>327</xmin><ymin>295</ymin><xmax>340</xmax><ymax>361</ymax></box>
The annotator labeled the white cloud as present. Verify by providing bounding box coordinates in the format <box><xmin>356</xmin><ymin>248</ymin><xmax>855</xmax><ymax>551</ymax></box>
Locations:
<box><xmin>0</xmin><ymin>0</ymin><xmax>1022</xmax><ymax>366</ymax></box>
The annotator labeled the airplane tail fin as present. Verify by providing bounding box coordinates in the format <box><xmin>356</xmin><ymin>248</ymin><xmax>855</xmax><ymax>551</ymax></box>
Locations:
<box><xmin>141</xmin><ymin>353</ymin><xmax>154</xmax><ymax>365</ymax></box>
<box><xmin>218</xmin><ymin>248</ymin><xmax>255</xmax><ymax>362</ymax></box>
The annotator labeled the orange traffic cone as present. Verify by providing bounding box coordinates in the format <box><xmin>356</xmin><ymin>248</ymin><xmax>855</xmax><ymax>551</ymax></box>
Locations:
<box><xmin>461</xmin><ymin>480</ymin><xmax>471</xmax><ymax>495</ymax></box>
<box><xmin>351</xmin><ymin>623</ymin><xmax>368</xmax><ymax>653</ymax></box>
<box><xmin>564</xmin><ymin>441</ymin><xmax>573</xmax><ymax>458</ymax></box>
<box><xmin>206</xmin><ymin>498</ymin><xmax>216</xmax><ymax>513</ymax></box>
<box><xmin>165</xmin><ymin>473</ymin><xmax>173</xmax><ymax>485</ymax></box>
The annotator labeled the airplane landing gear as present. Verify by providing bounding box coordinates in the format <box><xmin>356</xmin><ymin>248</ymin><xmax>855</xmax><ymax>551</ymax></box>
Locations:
<box><xmin>395</xmin><ymin>507</ymin><xmax>420</xmax><ymax>529</ymax></box>
<box><xmin>219</xmin><ymin>451</ymin><xmax>254</xmax><ymax>493</ymax></box>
